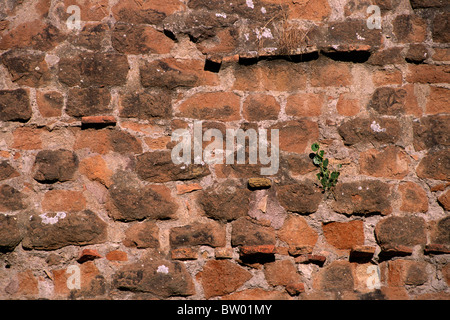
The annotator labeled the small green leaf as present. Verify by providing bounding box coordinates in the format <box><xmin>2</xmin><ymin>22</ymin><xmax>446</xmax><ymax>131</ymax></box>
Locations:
<box><xmin>313</xmin><ymin>156</ymin><xmax>321</xmax><ymax>165</ymax></box>
<box><xmin>319</xmin><ymin>150</ymin><xmax>324</xmax><ymax>157</ymax></box>
<box><xmin>330</xmin><ymin>171</ymin><xmax>339</xmax><ymax>180</ymax></box>
<box><xmin>311</xmin><ymin>143</ymin><xmax>319</xmax><ymax>152</ymax></box>
<box><xmin>323</xmin><ymin>158</ymin><xmax>329</xmax><ymax>168</ymax></box>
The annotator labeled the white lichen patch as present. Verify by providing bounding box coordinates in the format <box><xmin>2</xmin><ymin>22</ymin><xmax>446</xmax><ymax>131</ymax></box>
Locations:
<box><xmin>39</xmin><ymin>212</ymin><xmax>66</xmax><ymax>225</ymax></box>
<box><xmin>157</xmin><ymin>265</ymin><xmax>169</xmax><ymax>274</ymax></box>
<box><xmin>370</xmin><ymin>121</ymin><xmax>386</xmax><ymax>133</ymax></box>
<box><xmin>246</xmin><ymin>0</ymin><xmax>254</xmax><ymax>9</ymax></box>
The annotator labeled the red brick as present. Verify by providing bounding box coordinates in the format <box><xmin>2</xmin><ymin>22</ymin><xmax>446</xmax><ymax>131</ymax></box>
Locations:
<box><xmin>243</xmin><ymin>93</ymin><xmax>280</xmax><ymax>121</ymax></box>
<box><xmin>426</xmin><ymin>86</ymin><xmax>450</xmax><ymax>115</ymax></box>
<box><xmin>438</xmin><ymin>189</ymin><xmax>450</xmax><ymax>211</ymax></box>
<box><xmin>323</xmin><ymin>220</ymin><xmax>365</xmax><ymax>250</ymax></box>
<box><xmin>239</xmin><ymin>245</ymin><xmax>276</xmax><ymax>256</ymax></box>
<box><xmin>336</xmin><ymin>94</ymin><xmax>360</xmax><ymax>116</ymax></box>
<box><xmin>284</xmin><ymin>0</ymin><xmax>331</xmax><ymax>20</ymax></box>
<box><xmin>310</xmin><ymin>61</ymin><xmax>352</xmax><ymax>87</ymax></box>
<box><xmin>273</xmin><ymin>120</ymin><xmax>319</xmax><ymax>153</ymax></box>
<box><xmin>106</xmin><ymin>250</ymin><xmax>128</xmax><ymax>261</ymax></box>
<box><xmin>74</xmin><ymin>129</ymin><xmax>142</xmax><ymax>155</ymax></box>
<box><xmin>79</xmin><ymin>155</ymin><xmax>113</xmax><ymax>187</ymax></box>
<box><xmin>77</xmin><ymin>249</ymin><xmax>102</xmax><ymax>263</ymax></box>
<box><xmin>359</xmin><ymin>146</ymin><xmax>410</xmax><ymax>179</ymax></box>
<box><xmin>286</xmin><ymin>93</ymin><xmax>324</xmax><ymax>117</ymax></box>
<box><xmin>416</xmin><ymin>149</ymin><xmax>450</xmax><ymax>181</ymax></box>
<box><xmin>17</xmin><ymin>270</ymin><xmax>39</xmax><ymax>296</ymax></box>
<box><xmin>406</xmin><ymin>64</ymin><xmax>450</xmax><ymax>84</ymax></box>
<box><xmin>171</xmin><ymin>248</ymin><xmax>198</xmax><ymax>260</ymax></box>
<box><xmin>222</xmin><ymin>288</ymin><xmax>290</xmax><ymax>300</ymax></box>
<box><xmin>81</xmin><ymin>116</ymin><xmax>116</xmax><ymax>126</ymax></box>
<box><xmin>375</xmin><ymin>216</ymin><xmax>427</xmax><ymax>250</ymax></box>
<box><xmin>12</xmin><ymin>127</ymin><xmax>43</xmax><ymax>150</ymax></box>
<box><xmin>372</xmin><ymin>69</ymin><xmax>403</xmax><ymax>87</ymax></box>
<box><xmin>398</xmin><ymin>182</ymin><xmax>429</xmax><ymax>213</ymax></box>
<box><xmin>388</xmin><ymin>260</ymin><xmax>429</xmax><ymax>287</ymax></box>
<box><xmin>264</xmin><ymin>260</ymin><xmax>302</xmax><ymax>287</ymax></box>
<box><xmin>176</xmin><ymin>183</ymin><xmax>202</xmax><ymax>194</ymax></box>
<box><xmin>177</xmin><ymin>92</ymin><xmax>240</xmax><ymax>121</ymax></box>
<box><xmin>0</xmin><ymin>20</ymin><xmax>64</xmax><ymax>50</ymax></box>
<box><xmin>0</xmin><ymin>89</ymin><xmax>32</xmax><ymax>122</ymax></box>
<box><xmin>200</xmin><ymin>260</ymin><xmax>252</xmax><ymax>299</ymax></box>
<box><xmin>278</xmin><ymin>215</ymin><xmax>318</xmax><ymax>248</ymax></box>
<box><xmin>314</xmin><ymin>261</ymin><xmax>355</xmax><ymax>292</ymax></box>
<box><xmin>170</xmin><ymin>221</ymin><xmax>226</xmax><ymax>248</ymax></box>
<box><xmin>42</xmin><ymin>190</ymin><xmax>86</xmax><ymax>213</ymax></box>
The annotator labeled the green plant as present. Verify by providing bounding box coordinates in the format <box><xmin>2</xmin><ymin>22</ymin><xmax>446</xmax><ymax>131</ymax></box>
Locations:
<box><xmin>311</xmin><ymin>142</ymin><xmax>341</xmax><ymax>194</ymax></box>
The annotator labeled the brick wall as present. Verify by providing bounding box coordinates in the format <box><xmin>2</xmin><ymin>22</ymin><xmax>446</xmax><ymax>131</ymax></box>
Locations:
<box><xmin>0</xmin><ymin>0</ymin><xmax>449</xmax><ymax>300</ymax></box>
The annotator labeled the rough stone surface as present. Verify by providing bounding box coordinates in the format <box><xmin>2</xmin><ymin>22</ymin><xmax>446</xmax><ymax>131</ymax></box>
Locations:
<box><xmin>33</xmin><ymin>149</ymin><xmax>78</xmax><ymax>183</ymax></box>
<box><xmin>375</xmin><ymin>216</ymin><xmax>427</xmax><ymax>249</ymax></box>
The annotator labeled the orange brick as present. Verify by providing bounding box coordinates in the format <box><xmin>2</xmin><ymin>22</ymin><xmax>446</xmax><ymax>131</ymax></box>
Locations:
<box><xmin>286</xmin><ymin>92</ymin><xmax>324</xmax><ymax>117</ymax></box>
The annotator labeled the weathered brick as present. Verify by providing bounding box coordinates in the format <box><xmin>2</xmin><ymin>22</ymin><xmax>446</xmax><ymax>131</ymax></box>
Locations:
<box><xmin>0</xmin><ymin>161</ymin><xmax>18</xmax><ymax>181</ymax></box>
<box><xmin>79</xmin><ymin>155</ymin><xmax>113</xmax><ymax>187</ymax></box>
<box><xmin>405</xmin><ymin>44</ymin><xmax>429</xmax><ymax>64</ymax></box>
<box><xmin>310</xmin><ymin>60</ymin><xmax>352</xmax><ymax>87</ymax></box>
<box><xmin>375</xmin><ymin>216</ymin><xmax>427</xmax><ymax>250</ymax></box>
<box><xmin>231</xmin><ymin>217</ymin><xmax>276</xmax><ymax>246</ymax></box>
<box><xmin>66</xmin><ymin>87</ymin><xmax>112</xmax><ymax>118</ymax></box>
<box><xmin>119</xmin><ymin>89</ymin><xmax>172</xmax><ymax>120</ymax></box>
<box><xmin>413</xmin><ymin>115</ymin><xmax>450</xmax><ymax>151</ymax></box>
<box><xmin>406</xmin><ymin>64</ymin><xmax>450</xmax><ymax>84</ymax></box>
<box><xmin>12</xmin><ymin>127</ymin><xmax>42</xmax><ymax>150</ymax></box>
<box><xmin>372</xmin><ymin>69</ymin><xmax>403</xmax><ymax>86</ymax></box>
<box><xmin>112</xmin><ymin>23</ymin><xmax>174</xmax><ymax>54</ymax></box>
<box><xmin>23</xmin><ymin>210</ymin><xmax>107</xmax><ymax>250</ymax></box>
<box><xmin>200</xmin><ymin>260</ymin><xmax>251</xmax><ymax>299</ymax></box>
<box><xmin>367</xmin><ymin>87</ymin><xmax>407</xmax><ymax>116</ymax></box>
<box><xmin>327</xmin><ymin>19</ymin><xmax>382</xmax><ymax>49</ymax></box>
<box><xmin>198</xmin><ymin>183</ymin><xmax>250</xmax><ymax>222</ymax></box>
<box><xmin>0</xmin><ymin>185</ymin><xmax>26</xmax><ymax>212</ymax></box>
<box><xmin>68</xmin><ymin>22</ymin><xmax>109</xmax><ymax>50</ymax></box>
<box><xmin>276</xmin><ymin>183</ymin><xmax>322</xmax><ymax>214</ymax></box>
<box><xmin>136</xmin><ymin>151</ymin><xmax>210</xmax><ymax>183</ymax></box>
<box><xmin>338</xmin><ymin>117</ymin><xmax>401</xmax><ymax>146</ymax></box>
<box><xmin>233</xmin><ymin>60</ymin><xmax>307</xmax><ymax>92</ymax></box>
<box><xmin>336</xmin><ymin>93</ymin><xmax>360</xmax><ymax>116</ymax></box>
<box><xmin>388</xmin><ymin>260</ymin><xmax>429</xmax><ymax>287</ymax></box>
<box><xmin>243</xmin><ymin>93</ymin><xmax>280</xmax><ymax>121</ymax></box>
<box><xmin>393</xmin><ymin>14</ymin><xmax>427</xmax><ymax>43</ymax></box>
<box><xmin>77</xmin><ymin>248</ymin><xmax>102</xmax><ymax>264</ymax></box>
<box><xmin>323</xmin><ymin>220</ymin><xmax>365</xmax><ymax>250</ymax></box>
<box><xmin>416</xmin><ymin>148</ymin><xmax>450</xmax><ymax>181</ymax></box>
<box><xmin>429</xmin><ymin>216</ymin><xmax>450</xmax><ymax>245</ymax></box>
<box><xmin>33</xmin><ymin>149</ymin><xmax>78</xmax><ymax>183</ymax></box>
<box><xmin>264</xmin><ymin>260</ymin><xmax>302</xmax><ymax>287</ymax></box>
<box><xmin>123</xmin><ymin>220</ymin><xmax>160</xmax><ymax>248</ymax></box>
<box><xmin>16</xmin><ymin>270</ymin><xmax>39</xmax><ymax>296</ymax></box>
<box><xmin>74</xmin><ymin>128</ymin><xmax>142</xmax><ymax>155</ymax></box>
<box><xmin>112</xmin><ymin>0</ymin><xmax>185</xmax><ymax>25</ymax></box>
<box><xmin>61</xmin><ymin>0</ymin><xmax>108</xmax><ymax>21</ymax></box>
<box><xmin>0</xmin><ymin>89</ymin><xmax>32</xmax><ymax>122</ymax></box>
<box><xmin>58</xmin><ymin>52</ymin><xmax>129</xmax><ymax>87</ymax></box>
<box><xmin>432</xmin><ymin>13</ymin><xmax>450</xmax><ymax>43</ymax></box>
<box><xmin>221</xmin><ymin>288</ymin><xmax>290</xmax><ymax>300</ymax></box>
<box><xmin>1</xmin><ymin>49</ymin><xmax>51</xmax><ymax>87</ymax></box>
<box><xmin>140</xmin><ymin>58</ymin><xmax>218</xmax><ymax>89</ymax></box>
<box><xmin>315</xmin><ymin>261</ymin><xmax>355</xmax><ymax>292</ymax></box>
<box><xmin>398</xmin><ymin>182</ymin><xmax>429</xmax><ymax>213</ymax></box>
<box><xmin>106</xmin><ymin>250</ymin><xmax>128</xmax><ymax>261</ymax></box>
<box><xmin>359</xmin><ymin>146</ymin><xmax>410</xmax><ymax>179</ymax></box>
<box><xmin>286</xmin><ymin>93</ymin><xmax>324</xmax><ymax>117</ymax></box>
<box><xmin>36</xmin><ymin>90</ymin><xmax>63</xmax><ymax>118</ymax></box>
<box><xmin>425</xmin><ymin>86</ymin><xmax>450</xmax><ymax>115</ymax></box>
<box><xmin>333</xmin><ymin>180</ymin><xmax>392</xmax><ymax>215</ymax></box>
<box><xmin>177</xmin><ymin>92</ymin><xmax>241</xmax><ymax>121</ymax></box>
<box><xmin>410</xmin><ymin>0</ymin><xmax>448</xmax><ymax>8</ymax></box>
<box><xmin>278</xmin><ymin>215</ymin><xmax>317</xmax><ymax>250</ymax></box>
<box><xmin>108</xmin><ymin>183</ymin><xmax>178</xmax><ymax>222</ymax></box>
<box><xmin>273</xmin><ymin>120</ymin><xmax>319</xmax><ymax>153</ymax></box>
<box><xmin>438</xmin><ymin>189</ymin><xmax>450</xmax><ymax>211</ymax></box>
<box><xmin>42</xmin><ymin>190</ymin><xmax>86</xmax><ymax>213</ymax></box>
<box><xmin>0</xmin><ymin>20</ymin><xmax>64</xmax><ymax>51</ymax></box>
<box><xmin>0</xmin><ymin>214</ymin><xmax>23</xmax><ymax>252</ymax></box>
<box><xmin>114</xmin><ymin>257</ymin><xmax>195</xmax><ymax>297</ymax></box>
<box><xmin>170</xmin><ymin>220</ymin><xmax>226</xmax><ymax>248</ymax></box>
